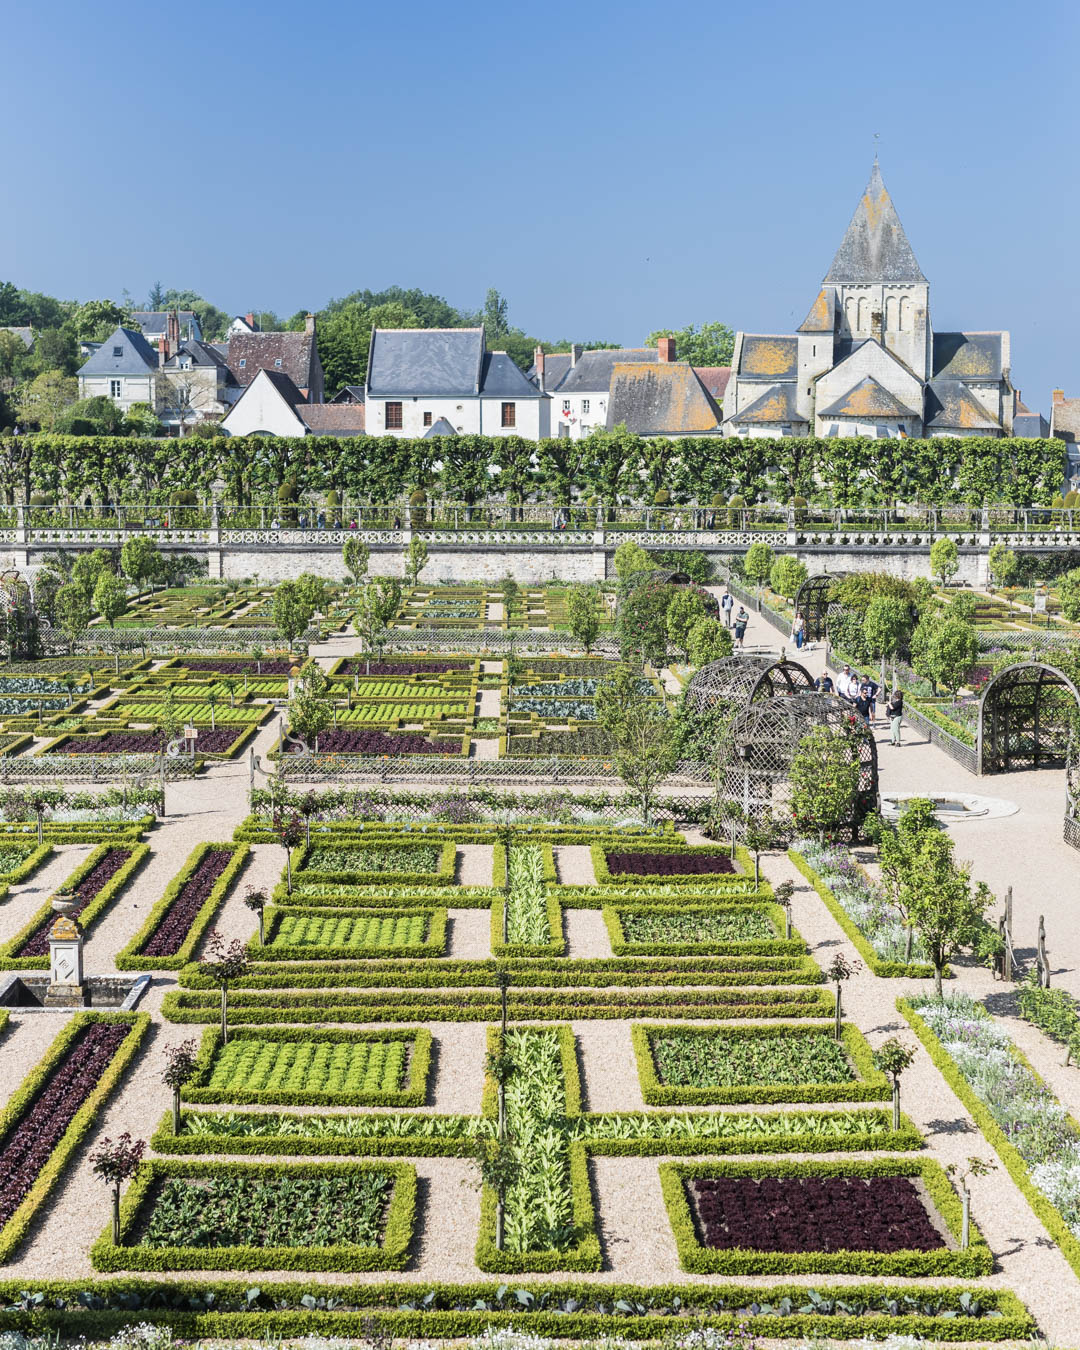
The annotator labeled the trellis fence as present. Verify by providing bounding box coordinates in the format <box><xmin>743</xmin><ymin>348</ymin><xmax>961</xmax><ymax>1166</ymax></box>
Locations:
<box><xmin>0</xmin><ymin>753</ymin><xmax>198</xmax><ymax>783</ymax></box>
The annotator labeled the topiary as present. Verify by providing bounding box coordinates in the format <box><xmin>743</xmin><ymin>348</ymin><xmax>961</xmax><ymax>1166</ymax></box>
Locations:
<box><xmin>172</xmin><ymin>490</ymin><xmax>198</xmax><ymax>507</ymax></box>
<box><xmin>653</xmin><ymin>489</ymin><xmax>671</xmax><ymax>507</ymax></box>
<box><xmin>28</xmin><ymin>494</ymin><xmax>52</xmax><ymax>506</ymax></box>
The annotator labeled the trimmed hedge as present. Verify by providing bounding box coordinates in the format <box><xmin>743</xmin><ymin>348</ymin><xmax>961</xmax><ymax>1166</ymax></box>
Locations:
<box><xmin>90</xmin><ymin>1157</ymin><xmax>416</xmax><ymax>1272</ymax></box>
<box><xmin>253</xmin><ymin>904</ymin><xmax>448</xmax><ymax>961</ymax></box>
<box><xmin>0</xmin><ymin>1011</ymin><xmax>151</xmax><ymax>1262</ymax></box>
<box><xmin>632</xmin><ymin>1022</ymin><xmax>890</xmax><ymax>1105</ymax></box>
<box><xmin>115</xmin><ymin>842</ymin><xmax>249</xmax><ymax>971</ymax></box>
<box><xmin>789</xmin><ymin>848</ymin><xmax>941</xmax><ymax>979</ymax></box>
<box><xmin>659</xmin><ymin>1155</ymin><xmax>991</xmax><ymax>1276</ymax></box>
<box><xmin>179</xmin><ymin>1025</ymin><xmax>432</xmax><ymax>1107</ymax></box>
<box><xmin>0</xmin><ymin>842</ymin><xmax>151</xmax><ymax>969</ymax></box>
<box><xmin>899</xmin><ymin>994</ymin><xmax>1080</xmax><ymax>1282</ymax></box>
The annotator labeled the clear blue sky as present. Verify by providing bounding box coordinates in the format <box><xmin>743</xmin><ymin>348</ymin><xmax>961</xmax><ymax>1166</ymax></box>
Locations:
<box><xmin>2</xmin><ymin>0</ymin><xmax>1076</xmax><ymax>414</ymax></box>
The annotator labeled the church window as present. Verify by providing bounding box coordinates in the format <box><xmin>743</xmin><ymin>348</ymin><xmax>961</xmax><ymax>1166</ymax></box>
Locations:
<box><xmin>844</xmin><ymin>298</ymin><xmax>855</xmax><ymax>329</ymax></box>
<box><xmin>885</xmin><ymin>296</ymin><xmax>898</xmax><ymax>329</ymax></box>
<box><xmin>899</xmin><ymin>296</ymin><xmax>912</xmax><ymax>330</ymax></box>
<box><xmin>857</xmin><ymin>297</ymin><xmax>868</xmax><ymax>329</ymax></box>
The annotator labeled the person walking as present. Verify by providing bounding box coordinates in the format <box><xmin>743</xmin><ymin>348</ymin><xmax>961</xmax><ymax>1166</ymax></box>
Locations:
<box><xmin>721</xmin><ymin>591</ymin><xmax>734</xmax><ymax>628</ymax></box>
<box><xmin>733</xmin><ymin>606</ymin><xmax>749</xmax><ymax>649</ymax></box>
<box><xmin>853</xmin><ymin>684</ymin><xmax>873</xmax><ymax>726</ymax></box>
<box><xmin>791</xmin><ymin>613</ymin><xmax>806</xmax><ymax>650</ymax></box>
<box><xmin>815</xmin><ymin>671</ymin><xmax>834</xmax><ymax>694</ymax></box>
<box><xmin>887</xmin><ymin>687</ymin><xmax>904</xmax><ymax>745</ymax></box>
<box><xmin>862</xmin><ymin>672</ymin><xmax>879</xmax><ymax>721</ymax></box>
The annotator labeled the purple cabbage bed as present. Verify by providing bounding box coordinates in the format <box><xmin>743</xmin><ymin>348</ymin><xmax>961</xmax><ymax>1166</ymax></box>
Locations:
<box><xmin>17</xmin><ymin>849</ymin><xmax>133</xmax><ymax>957</ymax></box>
<box><xmin>606</xmin><ymin>851</ymin><xmax>736</xmax><ymax>877</ymax></box>
<box><xmin>141</xmin><ymin>850</ymin><xmax>234</xmax><ymax>958</ymax></box>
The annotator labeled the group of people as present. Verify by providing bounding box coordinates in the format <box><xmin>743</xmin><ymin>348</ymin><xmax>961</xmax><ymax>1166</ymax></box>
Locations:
<box><xmin>825</xmin><ymin>663</ymin><xmax>904</xmax><ymax>746</ymax></box>
<box><xmin>719</xmin><ymin>591</ymin><xmax>750</xmax><ymax>649</ymax></box>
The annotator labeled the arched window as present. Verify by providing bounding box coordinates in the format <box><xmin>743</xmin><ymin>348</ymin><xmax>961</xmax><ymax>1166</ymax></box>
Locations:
<box><xmin>884</xmin><ymin>295</ymin><xmax>898</xmax><ymax>330</ymax></box>
<box><xmin>899</xmin><ymin>296</ymin><xmax>912</xmax><ymax>331</ymax></box>
<box><xmin>844</xmin><ymin>297</ymin><xmax>855</xmax><ymax>330</ymax></box>
<box><xmin>857</xmin><ymin>297</ymin><xmax>868</xmax><ymax>329</ymax></box>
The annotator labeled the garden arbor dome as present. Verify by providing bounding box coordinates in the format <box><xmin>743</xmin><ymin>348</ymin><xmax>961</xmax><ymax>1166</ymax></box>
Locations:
<box><xmin>685</xmin><ymin>654</ymin><xmax>814</xmax><ymax>716</ymax></box>
<box><xmin>794</xmin><ymin>572</ymin><xmax>848</xmax><ymax>643</ymax></box>
<box><xmin>977</xmin><ymin>661</ymin><xmax>1080</xmax><ymax>774</ymax></box>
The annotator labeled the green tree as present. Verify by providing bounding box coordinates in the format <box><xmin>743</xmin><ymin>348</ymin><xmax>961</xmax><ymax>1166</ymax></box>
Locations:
<box><xmin>579</xmin><ymin>424</ymin><xmax>640</xmax><ymax>510</ymax></box>
<box><xmin>71</xmin><ymin>299</ymin><xmax>130</xmax><ymax>342</ymax></box>
<box><xmin>354</xmin><ymin>577</ymin><xmax>403</xmax><ymax>669</ymax></box>
<box><xmin>987</xmin><ymin>542</ymin><xmax>1018</xmax><ymax>593</ymax></box>
<box><xmin>929</xmin><ymin>537</ymin><xmax>960</xmax><ymax>588</ymax></box>
<box><xmin>614</xmin><ymin>540</ymin><xmax>650</xmax><ymax>580</ymax></box>
<box><xmin>873</xmin><ymin>1038</ymin><xmax>916</xmax><ymax>1132</ymax></box>
<box><xmin>288</xmin><ymin>674</ymin><xmax>332</xmax><ymax>750</ymax></box>
<box><xmin>342</xmin><ymin>536</ymin><xmax>370</xmax><ymax>584</ymax></box>
<box><xmin>863</xmin><ymin>595</ymin><xmax>914</xmax><ymax>681</ymax></box>
<box><xmin>404</xmin><ymin>537</ymin><xmax>428</xmax><ymax>586</ymax></box>
<box><xmin>482</xmin><ymin>287</ymin><xmax>510</xmax><ymax>340</ymax></box>
<box><xmin>789</xmin><ymin>724</ymin><xmax>861</xmax><ymax>844</ymax></box>
<box><xmin>295</xmin><ymin>572</ymin><xmax>330</xmax><ymax>616</ymax></box>
<box><xmin>768</xmin><ymin>554</ymin><xmax>807</xmax><ymax>601</ymax></box>
<box><xmin>645</xmin><ymin>320</ymin><xmax>735</xmax><ymax>367</ymax></box>
<box><xmin>596</xmin><ymin>678</ymin><xmax>679</xmax><ymax>823</ymax></box>
<box><xmin>743</xmin><ymin>541</ymin><xmax>775</xmax><ymax>589</ymax></box>
<box><xmin>54</xmin><ymin>581</ymin><xmax>90</xmax><ymax>652</ymax></box>
<box><xmin>926</xmin><ymin>617</ymin><xmax>978</xmax><ymax>696</ymax></box>
<box><xmin>617</xmin><ymin>581</ymin><xmax>671</xmax><ymax>666</ymax></box>
<box><xmin>92</xmin><ymin>572</ymin><xmax>128</xmax><ymax>628</ymax></box>
<box><xmin>1059</xmin><ymin>567</ymin><xmax>1080</xmax><ymax>622</ymax></box>
<box><xmin>120</xmin><ymin>536</ymin><xmax>159</xmax><ymax>593</ymax></box>
<box><xmin>871</xmin><ymin>797</ymin><xmax>940</xmax><ymax>962</ymax></box>
<box><xmin>14</xmin><ymin>370</ymin><xmax>77</xmax><ymax>431</ymax></box>
<box><xmin>71</xmin><ymin>549</ymin><xmax>112</xmax><ymax>602</ymax></box>
<box><xmin>272</xmin><ymin>579</ymin><xmax>314</xmax><ymax>652</ymax></box>
<box><xmin>666</xmin><ymin>589</ymin><xmax>707</xmax><ymax>662</ymax></box>
<box><xmin>123</xmin><ymin>402</ymin><xmax>161</xmax><ymax>438</ymax></box>
<box><xmin>903</xmin><ymin>830</ymin><xmax>992</xmax><ymax>996</ymax></box>
<box><xmin>565</xmin><ymin>583</ymin><xmax>600</xmax><ymax>653</ymax></box>
<box><xmin>686</xmin><ymin>617</ymin><xmax>733</xmax><ymax>667</ymax></box>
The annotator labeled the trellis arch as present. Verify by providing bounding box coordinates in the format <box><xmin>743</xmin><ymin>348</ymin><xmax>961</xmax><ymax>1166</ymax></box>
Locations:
<box><xmin>684</xmin><ymin>654</ymin><xmax>814</xmax><ymax>716</ymax></box>
<box><xmin>714</xmin><ymin>691</ymin><xmax>878</xmax><ymax>841</ymax></box>
<box><xmin>795</xmin><ymin>572</ymin><xmax>847</xmax><ymax>643</ymax></box>
<box><xmin>976</xmin><ymin>661</ymin><xmax>1080</xmax><ymax>774</ymax></box>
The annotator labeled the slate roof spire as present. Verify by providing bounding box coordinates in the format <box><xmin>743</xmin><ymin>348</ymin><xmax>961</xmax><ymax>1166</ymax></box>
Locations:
<box><xmin>823</xmin><ymin>159</ymin><xmax>926</xmax><ymax>286</ymax></box>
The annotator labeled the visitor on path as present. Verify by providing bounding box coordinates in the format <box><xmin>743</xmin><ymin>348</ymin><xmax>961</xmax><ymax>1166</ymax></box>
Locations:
<box><xmin>721</xmin><ymin>591</ymin><xmax>734</xmax><ymax>627</ymax></box>
<box><xmin>861</xmin><ymin>674</ymin><xmax>879</xmax><ymax>720</ymax></box>
<box><xmin>853</xmin><ymin>685</ymin><xmax>873</xmax><ymax>725</ymax></box>
<box><xmin>733</xmin><ymin>607</ymin><xmax>749</xmax><ymax>649</ymax></box>
<box><xmin>887</xmin><ymin>687</ymin><xmax>904</xmax><ymax>745</ymax></box>
<box><xmin>839</xmin><ymin>665</ymin><xmax>855</xmax><ymax>700</ymax></box>
<box><xmin>791</xmin><ymin>613</ymin><xmax>806</xmax><ymax>650</ymax></box>
<box><xmin>815</xmin><ymin>671</ymin><xmax>834</xmax><ymax>694</ymax></box>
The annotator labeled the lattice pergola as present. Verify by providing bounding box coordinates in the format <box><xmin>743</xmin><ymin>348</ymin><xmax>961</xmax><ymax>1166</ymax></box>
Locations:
<box><xmin>794</xmin><ymin>572</ymin><xmax>846</xmax><ymax>643</ymax></box>
<box><xmin>714</xmin><ymin>690</ymin><xmax>878</xmax><ymax>841</ymax></box>
<box><xmin>977</xmin><ymin>661</ymin><xmax>1080</xmax><ymax>774</ymax></box>
<box><xmin>684</xmin><ymin>655</ymin><xmax>814</xmax><ymax>716</ymax></box>
<box><xmin>618</xmin><ymin>568</ymin><xmax>720</xmax><ymax>619</ymax></box>
<box><xmin>0</xmin><ymin>570</ymin><xmax>39</xmax><ymax>659</ymax></box>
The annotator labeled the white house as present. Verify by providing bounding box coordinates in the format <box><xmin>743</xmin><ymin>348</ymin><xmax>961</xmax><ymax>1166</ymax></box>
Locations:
<box><xmin>77</xmin><ymin>325</ymin><xmax>160</xmax><ymax>413</ymax></box>
<box><xmin>531</xmin><ymin>345</ymin><xmax>661</xmax><ymax>439</ymax></box>
<box><xmin>220</xmin><ymin>368</ymin><xmax>365</xmax><ymax>437</ymax></box>
<box><xmin>364</xmin><ymin>328</ymin><xmax>549</xmax><ymax>439</ymax></box>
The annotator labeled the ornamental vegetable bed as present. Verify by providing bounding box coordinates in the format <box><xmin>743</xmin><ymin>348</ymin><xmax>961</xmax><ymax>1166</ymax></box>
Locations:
<box><xmin>54</xmin><ymin>728</ymin><xmax>245</xmax><ymax>755</ymax></box>
<box><xmin>607</xmin><ymin>851</ymin><xmax>737</xmax><ymax>877</ymax></box>
<box><xmin>11</xmin><ymin>846</ymin><xmax>141</xmax><ymax>960</ymax></box>
<box><xmin>137</xmin><ymin>848</ymin><xmax>240</xmax><ymax>960</ymax></box>
<box><xmin>652</xmin><ymin>1028</ymin><xmax>854</xmax><ymax>1089</ymax></box>
<box><xmin>264</xmin><ymin>907</ymin><xmax>444</xmax><ymax>958</ymax></box>
<box><xmin>287</xmin><ymin>729</ymin><xmax>458</xmax><ymax>755</ymax></box>
<box><xmin>301</xmin><ymin>845</ymin><xmax>441</xmax><ymax>874</ymax></box>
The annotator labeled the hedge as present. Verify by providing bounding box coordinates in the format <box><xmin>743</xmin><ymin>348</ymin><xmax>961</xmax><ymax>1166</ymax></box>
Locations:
<box><xmin>115</xmin><ymin>842</ymin><xmax>249</xmax><ymax>970</ymax></box>
<box><xmin>899</xmin><ymin>995</ymin><xmax>1080</xmax><ymax>1282</ymax></box>
<box><xmin>0</xmin><ymin>842</ymin><xmax>151</xmax><ymax>969</ymax></box>
<box><xmin>252</xmin><ymin>904</ymin><xmax>448</xmax><ymax>961</ymax></box>
<box><xmin>554</xmin><ymin>879</ymin><xmax>771</xmax><ymax>908</ymax></box>
<box><xmin>789</xmin><ymin>848</ymin><xmax>941</xmax><ymax>979</ymax></box>
<box><xmin>602</xmin><ymin>899</ymin><xmax>804</xmax><ymax>957</ymax></box>
<box><xmin>90</xmin><ymin>1158</ymin><xmax>416</xmax><ymax>1272</ymax></box>
<box><xmin>632</xmin><ymin>1022</ymin><xmax>890</xmax><ymax>1105</ymax></box>
<box><xmin>0</xmin><ymin>1011</ymin><xmax>151</xmax><ymax>1263</ymax></box>
<box><xmin>179</xmin><ymin>1025</ymin><xmax>432</xmax><ymax>1107</ymax></box>
<box><xmin>659</xmin><ymin>1156</ymin><xmax>991</xmax><ymax>1276</ymax></box>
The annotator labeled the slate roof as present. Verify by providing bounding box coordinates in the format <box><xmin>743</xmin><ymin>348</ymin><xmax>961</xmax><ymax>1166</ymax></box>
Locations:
<box><xmin>798</xmin><ymin>288</ymin><xmax>835</xmax><ymax>334</ymax></box>
<box><xmin>77</xmin><ymin>325</ymin><xmax>159</xmax><ymax>376</ymax></box>
<box><xmin>295</xmin><ymin>403</ymin><xmax>366</xmax><ymax>436</ymax></box>
<box><xmin>480</xmin><ymin>351</ymin><xmax>542</xmax><ymax>399</ymax></box>
<box><xmin>257</xmin><ymin>369</ymin><xmax>305</xmax><ymax>405</ymax></box>
<box><xmin>823</xmin><ymin>160</ymin><xmax>926</xmax><ymax>285</ymax></box>
<box><xmin>737</xmin><ymin>336</ymin><xmax>798</xmax><ymax>381</ymax></box>
<box><xmin>330</xmin><ymin>385</ymin><xmax>366</xmax><ymax>404</ymax></box>
<box><xmin>924</xmin><ymin>380</ymin><xmax>1002</xmax><ymax>432</ymax></box>
<box><xmin>164</xmin><ymin>340</ymin><xmax>235</xmax><ymax>374</ymax></box>
<box><xmin>526</xmin><ymin>353</ymin><xmax>572</xmax><ymax>391</ymax></box>
<box><xmin>228</xmin><ymin>330</ymin><xmax>320</xmax><ymax>390</ymax></box>
<box><xmin>727</xmin><ymin>383</ymin><xmax>807</xmax><ymax>426</ymax></box>
<box><xmin>1</xmin><ymin>326</ymin><xmax>33</xmax><ymax>349</ymax></box>
<box><xmin>692</xmin><ymin>366</ymin><xmax>732</xmax><ymax>402</ymax></box>
<box><xmin>605</xmin><ymin>363</ymin><xmax>722</xmax><ymax>435</ymax></box>
<box><xmin>819</xmin><ymin>376</ymin><xmax>920</xmax><ymax>420</ymax></box>
<box><xmin>367</xmin><ymin>328</ymin><xmax>484</xmax><ymax>396</ymax></box>
<box><xmin>932</xmin><ymin>332</ymin><xmax>1004</xmax><ymax>382</ymax></box>
<box><xmin>1051</xmin><ymin>397</ymin><xmax>1080</xmax><ymax>445</ymax></box>
<box><xmin>424</xmin><ymin>417</ymin><xmax>458</xmax><ymax>437</ymax></box>
<box><xmin>557</xmin><ymin>348</ymin><xmax>656</xmax><ymax>393</ymax></box>
<box><xmin>1014</xmin><ymin>412</ymin><xmax>1050</xmax><ymax>437</ymax></box>
<box><xmin>131</xmin><ymin>311</ymin><xmax>199</xmax><ymax>337</ymax></box>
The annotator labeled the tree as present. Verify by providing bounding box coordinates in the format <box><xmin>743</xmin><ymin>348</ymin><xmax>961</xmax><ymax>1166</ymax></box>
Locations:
<box><xmin>342</xmin><ymin>536</ymin><xmax>370</xmax><ymax>585</ymax></box>
<box><xmin>1059</xmin><ymin>568</ymin><xmax>1080</xmax><ymax>622</ymax></box>
<box><xmin>614</xmin><ymin>540</ymin><xmax>650</xmax><ymax>580</ymax></box>
<box><xmin>926</xmin><ymin>616</ymin><xmax>978</xmax><ymax>696</ymax></box>
<box><xmin>202</xmin><ymin>930</ymin><xmax>250</xmax><ymax>1042</ymax></box>
<box><xmin>987</xmin><ymin>542</ymin><xmax>1018</xmax><ymax>593</ymax></box>
<box><xmin>161</xmin><ymin>1039</ymin><xmax>199</xmax><ymax>1136</ymax></box>
<box><xmin>666</xmin><ymin>589</ymin><xmax>707</xmax><ymax>662</ymax></box>
<box><xmin>946</xmin><ymin>1157</ymin><xmax>996</xmax><ymax>1250</ymax></box>
<box><xmin>14</xmin><ymin>370</ymin><xmax>77</xmax><ymax>430</ymax></box>
<box><xmin>158</xmin><ymin>374</ymin><xmax>211</xmax><ymax>435</ymax></box>
<box><xmin>566</xmin><ymin>583</ymin><xmax>600</xmax><ymax>653</ymax></box>
<box><xmin>499</xmin><ymin>574</ymin><xmax>520</xmax><ymax>621</ymax></box>
<box><xmin>930</xmin><ymin>536</ymin><xmax>960</xmax><ymax>589</ymax></box>
<box><xmin>596</xmin><ymin>675</ymin><xmax>679</xmax><ymax>822</ymax></box>
<box><xmin>863</xmin><ymin>595</ymin><xmax>914</xmax><ymax>683</ymax></box>
<box><xmin>244</xmin><ymin>886</ymin><xmax>267</xmax><ymax>945</ymax></box>
<box><xmin>272</xmin><ymin>579</ymin><xmax>314</xmax><ymax>652</ymax></box>
<box><xmin>120</xmin><ymin>536</ymin><xmax>159</xmax><ymax>593</ymax></box>
<box><xmin>871</xmin><ymin>797</ymin><xmax>940</xmax><ymax>961</ymax></box>
<box><xmin>90</xmin><ymin>1132</ymin><xmax>146</xmax><ymax>1246</ymax></box>
<box><xmin>71</xmin><ymin>299</ymin><xmax>130</xmax><ymax>342</ymax></box>
<box><xmin>743</xmin><ymin>811</ymin><xmax>785</xmax><ymax>886</ymax></box>
<box><xmin>873</xmin><ymin>1038</ymin><xmax>916</xmax><ymax>1132</ymax></box>
<box><xmin>789</xmin><ymin>723</ymin><xmax>861</xmax><ymax>844</ymax></box>
<box><xmin>743</xmin><ymin>541</ymin><xmax>775</xmax><ymax>589</ymax></box>
<box><xmin>354</xmin><ymin>577</ymin><xmax>403</xmax><ymax>670</ymax></box>
<box><xmin>404</xmin><ymin>537</ymin><xmax>428</xmax><ymax>586</ymax></box>
<box><xmin>471</xmin><ymin>1135</ymin><xmax>519</xmax><ymax>1252</ymax></box>
<box><xmin>826</xmin><ymin>952</ymin><xmax>859</xmax><ymax>1040</ymax></box>
<box><xmin>54</xmin><ymin>581</ymin><xmax>91</xmax><ymax>652</ymax></box>
<box><xmin>288</xmin><ymin>666</ymin><xmax>332</xmax><ymax>750</ymax></box>
<box><xmin>295</xmin><ymin>572</ymin><xmax>330</xmax><ymax>616</ymax></box>
<box><xmin>71</xmin><ymin>549</ymin><xmax>113</xmax><ymax>602</ymax></box>
<box><xmin>646</xmin><ymin>320</ymin><xmax>735</xmax><ymax>367</ymax></box>
<box><xmin>92</xmin><ymin>572</ymin><xmax>128</xmax><ymax>628</ymax></box>
<box><xmin>686</xmin><ymin>617</ymin><xmax>733</xmax><ymax>667</ymax></box>
<box><xmin>617</xmin><ymin>581</ymin><xmax>671</xmax><ymax>667</ymax></box>
<box><xmin>905</xmin><ymin>831</ymin><xmax>991</xmax><ymax>996</ymax></box>
<box><xmin>768</xmin><ymin>555</ymin><xmax>807</xmax><ymax>601</ymax></box>
<box><xmin>482</xmin><ymin>287</ymin><xmax>510</xmax><ymax>341</ymax></box>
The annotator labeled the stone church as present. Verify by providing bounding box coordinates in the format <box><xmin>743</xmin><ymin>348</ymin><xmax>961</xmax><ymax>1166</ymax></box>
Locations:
<box><xmin>723</xmin><ymin>161</ymin><xmax>1018</xmax><ymax>439</ymax></box>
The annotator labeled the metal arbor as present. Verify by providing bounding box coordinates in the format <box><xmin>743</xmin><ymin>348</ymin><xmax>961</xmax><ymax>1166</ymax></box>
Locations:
<box><xmin>714</xmin><ymin>691</ymin><xmax>878</xmax><ymax>841</ymax></box>
<box><xmin>684</xmin><ymin>655</ymin><xmax>814</xmax><ymax>716</ymax></box>
<box><xmin>0</xmin><ymin>570</ymin><xmax>39</xmax><ymax>659</ymax></box>
<box><xmin>977</xmin><ymin>662</ymin><xmax>1080</xmax><ymax>774</ymax></box>
<box><xmin>794</xmin><ymin>573</ymin><xmax>846</xmax><ymax>643</ymax></box>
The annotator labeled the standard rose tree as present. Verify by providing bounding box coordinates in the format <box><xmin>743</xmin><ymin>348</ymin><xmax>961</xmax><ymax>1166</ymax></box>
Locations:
<box><xmin>90</xmin><ymin>1131</ymin><xmax>145</xmax><ymax>1245</ymax></box>
<box><xmin>161</xmin><ymin>1039</ymin><xmax>199</xmax><ymax>1134</ymax></box>
<box><xmin>873</xmin><ymin>1037</ymin><xmax>916</xmax><ymax>1131</ymax></box>
<box><xmin>244</xmin><ymin>886</ymin><xmax>267</xmax><ymax>945</ymax></box>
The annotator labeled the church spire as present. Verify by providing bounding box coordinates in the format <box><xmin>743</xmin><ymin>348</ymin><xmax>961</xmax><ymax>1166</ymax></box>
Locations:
<box><xmin>823</xmin><ymin>160</ymin><xmax>926</xmax><ymax>286</ymax></box>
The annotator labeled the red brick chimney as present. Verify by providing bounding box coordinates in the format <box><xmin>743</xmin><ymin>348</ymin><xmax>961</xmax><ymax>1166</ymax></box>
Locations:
<box><xmin>657</xmin><ymin>336</ymin><xmax>677</xmax><ymax>363</ymax></box>
<box><xmin>245</xmin><ymin>312</ymin><xmax>255</xmax><ymax>328</ymax></box>
<box><xmin>167</xmin><ymin>309</ymin><xmax>180</xmax><ymax>349</ymax></box>
<box><xmin>1053</xmin><ymin>389</ymin><xmax>1066</xmax><ymax>404</ymax></box>
<box><xmin>158</xmin><ymin>337</ymin><xmax>168</xmax><ymax>368</ymax></box>
<box><xmin>534</xmin><ymin>345</ymin><xmax>545</xmax><ymax>392</ymax></box>
<box><xmin>305</xmin><ymin>313</ymin><xmax>316</xmax><ymax>334</ymax></box>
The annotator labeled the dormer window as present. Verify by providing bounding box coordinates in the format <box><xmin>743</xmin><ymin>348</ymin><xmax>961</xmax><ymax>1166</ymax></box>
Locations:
<box><xmin>274</xmin><ymin>359</ymin><xmax>282</xmax><ymax>368</ymax></box>
<box><xmin>238</xmin><ymin>359</ymin><xmax>246</xmax><ymax>368</ymax></box>
<box><xmin>113</xmin><ymin>346</ymin><xmax>123</xmax><ymax>357</ymax></box>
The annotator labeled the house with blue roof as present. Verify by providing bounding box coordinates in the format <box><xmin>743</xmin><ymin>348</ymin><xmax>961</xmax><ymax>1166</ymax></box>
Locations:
<box><xmin>364</xmin><ymin>328</ymin><xmax>549</xmax><ymax>439</ymax></box>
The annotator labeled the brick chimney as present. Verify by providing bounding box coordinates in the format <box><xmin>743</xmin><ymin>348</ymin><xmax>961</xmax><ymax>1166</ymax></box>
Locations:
<box><xmin>167</xmin><ymin>309</ymin><xmax>180</xmax><ymax>349</ymax></box>
<box><xmin>305</xmin><ymin>312</ymin><xmax>316</xmax><ymax>334</ymax></box>
<box><xmin>1053</xmin><ymin>389</ymin><xmax>1066</xmax><ymax>404</ymax></box>
<box><xmin>657</xmin><ymin>336</ymin><xmax>677</xmax><ymax>362</ymax></box>
<box><xmin>158</xmin><ymin>337</ymin><xmax>168</xmax><ymax>368</ymax></box>
<box><xmin>534</xmin><ymin>345</ymin><xmax>545</xmax><ymax>392</ymax></box>
<box><xmin>245</xmin><ymin>312</ymin><xmax>255</xmax><ymax>328</ymax></box>
<box><xmin>570</xmin><ymin>343</ymin><xmax>582</xmax><ymax>367</ymax></box>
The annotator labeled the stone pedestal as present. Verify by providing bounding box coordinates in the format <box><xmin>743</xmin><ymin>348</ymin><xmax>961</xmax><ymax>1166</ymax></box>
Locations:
<box><xmin>45</xmin><ymin>913</ymin><xmax>88</xmax><ymax>1007</ymax></box>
